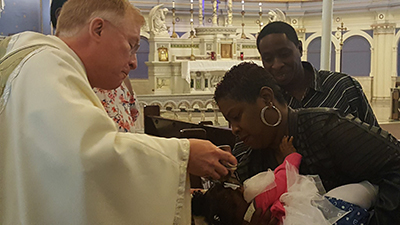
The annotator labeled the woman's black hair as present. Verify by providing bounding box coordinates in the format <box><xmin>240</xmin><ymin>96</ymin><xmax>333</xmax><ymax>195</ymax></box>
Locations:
<box><xmin>51</xmin><ymin>0</ymin><xmax>68</xmax><ymax>29</ymax></box>
<box><xmin>191</xmin><ymin>182</ymin><xmax>245</xmax><ymax>225</ymax></box>
<box><xmin>256</xmin><ymin>21</ymin><xmax>299</xmax><ymax>52</ymax></box>
<box><xmin>214</xmin><ymin>62</ymin><xmax>285</xmax><ymax>105</ymax></box>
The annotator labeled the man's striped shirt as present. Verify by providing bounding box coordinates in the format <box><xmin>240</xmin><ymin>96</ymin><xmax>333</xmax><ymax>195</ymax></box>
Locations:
<box><xmin>286</xmin><ymin>62</ymin><xmax>379</xmax><ymax>127</ymax></box>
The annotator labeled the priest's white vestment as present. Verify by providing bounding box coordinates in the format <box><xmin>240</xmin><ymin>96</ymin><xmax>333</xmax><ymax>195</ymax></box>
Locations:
<box><xmin>0</xmin><ymin>32</ymin><xmax>191</xmax><ymax>225</ymax></box>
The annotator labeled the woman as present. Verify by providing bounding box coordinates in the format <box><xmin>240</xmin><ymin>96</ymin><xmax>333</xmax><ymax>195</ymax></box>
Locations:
<box><xmin>192</xmin><ymin>137</ymin><xmax>375</xmax><ymax>225</ymax></box>
<box><xmin>213</xmin><ymin>62</ymin><xmax>400</xmax><ymax>225</ymax></box>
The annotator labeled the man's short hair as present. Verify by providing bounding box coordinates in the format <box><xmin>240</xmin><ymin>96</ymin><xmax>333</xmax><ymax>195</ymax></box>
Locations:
<box><xmin>56</xmin><ymin>0</ymin><xmax>145</xmax><ymax>37</ymax></box>
<box><xmin>256</xmin><ymin>21</ymin><xmax>299</xmax><ymax>51</ymax></box>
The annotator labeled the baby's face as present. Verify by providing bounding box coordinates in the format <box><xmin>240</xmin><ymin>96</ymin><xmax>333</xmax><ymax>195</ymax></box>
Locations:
<box><xmin>206</xmin><ymin>184</ymin><xmax>250</xmax><ymax>225</ymax></box>
<box><xmin>231</xmin><ymin>188</ymin><xmax>250</xmax><ymax>224</ymax></box>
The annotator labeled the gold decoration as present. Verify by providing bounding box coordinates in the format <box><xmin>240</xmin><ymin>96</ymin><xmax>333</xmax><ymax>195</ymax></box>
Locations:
<box><xmin>221</xmin><ymin>44</ymin><xmax>232</xmax><ymax>59</ymax></box>
<box><xmin>158</xmin><ymin>47</ymin><xmax>169</xmax><ymax>61</ymax></box>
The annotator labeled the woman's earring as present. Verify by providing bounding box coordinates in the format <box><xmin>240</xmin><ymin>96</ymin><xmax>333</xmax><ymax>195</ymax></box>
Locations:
<box><xmin>260</xmin><ymin>103</ymin><xmax>282</xmax><ymax>127</ymax></box>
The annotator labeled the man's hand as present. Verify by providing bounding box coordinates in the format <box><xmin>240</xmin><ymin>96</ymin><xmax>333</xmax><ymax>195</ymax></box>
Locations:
<box><xmin>187</xmin><ymin>139</ymin><xmax>237</xmax><ymax>180</ymax></box>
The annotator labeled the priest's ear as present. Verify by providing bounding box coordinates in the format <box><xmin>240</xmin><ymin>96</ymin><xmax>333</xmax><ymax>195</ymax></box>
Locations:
<box><xmin>89</xmin><ymin>18</ymin><xmax>105</xmax><ymax>38</ymax></box>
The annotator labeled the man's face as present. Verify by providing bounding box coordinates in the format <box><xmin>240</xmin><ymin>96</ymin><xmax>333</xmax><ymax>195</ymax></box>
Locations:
<box><xmin>90</xmin><ymin>16</ymin><xmax>140</xmax><ymax>90</ymax></box>
<box><xmin>258</xmin><ymin>33</ymin><xmax>303</xmax><ymax>88</ymax></box>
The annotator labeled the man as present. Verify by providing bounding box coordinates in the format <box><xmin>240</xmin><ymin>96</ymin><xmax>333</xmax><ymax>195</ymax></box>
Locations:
<box><xmin>0</xmin><ymin>0</ymin><xmax>236</xmax><ymax>224</ymax></box>
<box><xmin>257</xmin><ymin>21</ymin><xmax>379</xmax><ymax>127</ymax></box>
<box><xmin>52</xmin><ymin>0</ymin><xmax>139</xmax><ymax>133</ymax></box>
<box><xmin>232</xmin><ymin>21</ymin><xmax>380</xmax><ymax>183</ymax></box>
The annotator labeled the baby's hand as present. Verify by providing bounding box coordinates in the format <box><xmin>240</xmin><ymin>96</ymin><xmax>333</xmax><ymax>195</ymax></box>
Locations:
<box><xmin>279</xmin><ymin>136</ymin><xmax>296</xmax><ymax>158</ymax></box>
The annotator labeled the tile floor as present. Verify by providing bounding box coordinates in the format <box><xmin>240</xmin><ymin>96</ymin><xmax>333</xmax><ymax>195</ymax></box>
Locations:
<box><xmin>371</xmin><ymin>99</ymin><xmax>398</xmax><ymax>124</ymax></box>
<box><xmin>371</xmin><ymin>99</ymin><xmax>400</xmax><ymax>139</ymax></box>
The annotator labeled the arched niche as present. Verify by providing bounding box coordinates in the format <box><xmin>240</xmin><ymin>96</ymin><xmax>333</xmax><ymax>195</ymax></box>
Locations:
<box><xmin>342</xmin><ymin>35</ymin><xmax>371</xmax><ymax>76</ymax></box>
<box><xmin>129</xmin><ymin>36</ymin><xmax>149</xmax><ymax>79</ymax></box>
<box><xmin>306</xmin><ymin>37</ymin><xmax>335</xmax><ymax>71</ymax></box>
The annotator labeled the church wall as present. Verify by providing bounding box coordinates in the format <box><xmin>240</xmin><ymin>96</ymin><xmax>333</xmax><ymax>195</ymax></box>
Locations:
<box><xmin>1</xmin><ymin>0</ymin><xmax>400</xmax><ymax>100</ymax></box>
<box><xmin>0</xmin><ymin>0</ymin><xmax>51</xmax><ymax>36</ymax></box>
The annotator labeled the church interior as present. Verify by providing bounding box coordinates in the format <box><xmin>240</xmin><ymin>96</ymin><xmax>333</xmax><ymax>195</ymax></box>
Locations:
<box><xmin>0</xmin><ymin>0</ymin><xmax>399</xmax><ymax>138</ymax></box>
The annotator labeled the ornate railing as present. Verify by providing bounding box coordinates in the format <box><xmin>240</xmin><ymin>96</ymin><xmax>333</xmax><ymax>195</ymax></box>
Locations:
<box><xmin>134</xmin><ymin>93</ymin><xmax>229</xmax><ymax>133</ymax></box>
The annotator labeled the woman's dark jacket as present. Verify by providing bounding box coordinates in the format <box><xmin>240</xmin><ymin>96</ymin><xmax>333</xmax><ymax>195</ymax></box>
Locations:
<box><xmin>233</xmin><ymin>107</ymin><xmax>400</xmax><ymax>225</ymax></box>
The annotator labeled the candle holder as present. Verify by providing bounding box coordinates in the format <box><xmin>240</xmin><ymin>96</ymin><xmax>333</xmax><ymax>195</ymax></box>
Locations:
<box><xmin>241</xmin><ymin>10</ymin><xmax>246</xmax><ymax>39</ymax></box>
<box><xmin>258</xmin><ymin>11</ymin><xmax>263</xmax><ymax>32</ymax></box>
<box><xmin>189</xmin><ymin>8</ymin><xmax>195</xmax><ymax>38</ymax></box>
<box><xmin>171</xmin><ymin>7</ymin><xmax>178</xmax><ymax>38</ymax></box>
<box><xmin>189</xmin><ymin>1</ymin><xmax>195</xmax><ymax>61</ymax></box>
<box><xmin>190</xmin><ymin>30</ymin><xmax>195</xmax><ymax>61</ymax></box>
<box><xmin>337</xmin><ymin>22</ymin><xmax>347</xmax><ymax>72</ymax></box>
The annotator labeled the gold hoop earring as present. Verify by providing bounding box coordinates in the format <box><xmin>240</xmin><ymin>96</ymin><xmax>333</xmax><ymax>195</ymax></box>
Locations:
<box><xmin>260</xmin><ymin>104</ymin><xmax>282</xmax><ymax>127</ymax></box>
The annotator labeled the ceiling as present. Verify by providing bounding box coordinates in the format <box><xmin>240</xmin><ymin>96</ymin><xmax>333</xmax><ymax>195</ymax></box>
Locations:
<box><xmin>131</xmin><ymin>0</ymin><xmax>400</xmax><ymax>15</ymax></box>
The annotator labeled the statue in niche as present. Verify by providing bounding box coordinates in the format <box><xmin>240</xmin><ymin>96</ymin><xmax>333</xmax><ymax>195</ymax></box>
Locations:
<box><xmin>218</xmin><ymin>9</ymin><xmax>227</xmax><ymax>27</ymax></box>
<box><xmin>149</xmin><ymin>4</ymin><xmax>169</xmax><ymax>37</ymax></box>
<box><xmin>267</xmin><ymin>8</ymin><xmax>286</xmax><ymax>23</ymax></box>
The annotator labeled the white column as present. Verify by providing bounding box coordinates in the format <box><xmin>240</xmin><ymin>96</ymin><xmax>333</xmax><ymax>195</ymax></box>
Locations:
<box><xmin>371</xmin><ymin>23</ymin><xmax>395</xmax><ymax>100</ymax></box>
<box><xmin>335</xmin><ymin>48</ymin><xmax>341</xmax><ymax>72</ymax></box>
<box><xmin>320</xmin><ymin>0</ymin><xmax>333</xmax><ymax>70</ymax></box>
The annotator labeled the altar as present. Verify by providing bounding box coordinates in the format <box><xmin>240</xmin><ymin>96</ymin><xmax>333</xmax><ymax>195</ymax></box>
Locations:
<box><xmin>140</xmin><ymin>1</ymin><xmax>287</xmax><ymax>95</ymax></box>
<box><xmin>134</xmin><ymin>2</ymin><xmax>286</xmax><ymax>131</ymax></box>
<box><xmin>144</xmin><ymin>24</ymin><xmax>262</xmax><ymax>95</ymax></box>
<box><xmin>146</xmin><ymin>59</ymin><xmax>262</xmax><ymax>95</ymax></box>
<box><xmin>180</xmin><ymin>60</ymin><xmax>262</xmax><ymax>83</ymax></box>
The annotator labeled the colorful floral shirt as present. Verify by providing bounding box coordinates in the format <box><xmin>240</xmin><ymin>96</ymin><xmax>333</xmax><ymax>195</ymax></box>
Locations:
<box><xmin>94</xmin><ymin>82</ymin><xmax>138</xmax><ymax>132</ymax></box>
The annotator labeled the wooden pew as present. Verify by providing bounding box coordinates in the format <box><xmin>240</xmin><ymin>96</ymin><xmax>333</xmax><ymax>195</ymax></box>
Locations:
<box><xmin>143</xmin><ymin>105</ymin><xmax>236</xmax><ymax>149</ymax></box>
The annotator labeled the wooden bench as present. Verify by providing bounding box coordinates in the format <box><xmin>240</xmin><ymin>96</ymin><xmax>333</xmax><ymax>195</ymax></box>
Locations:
<box><xmin>144</xmin><ymin>105</ymin><xmax>236</xmax><ymax>149</ymax></box>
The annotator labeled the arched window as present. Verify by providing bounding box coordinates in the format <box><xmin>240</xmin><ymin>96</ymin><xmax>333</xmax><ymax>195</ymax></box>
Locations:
<box><xmin>342</xmin><ymin>35</ymin><xmax>371</xmax><ymax>76</ymax></box>
<box><xmin>307</xmin><ymin>37</ymin><xmax>335</xmax><ymax>71</ymax></box>
<box><xmin>129</xmin><ymin>36</ymin><xmax>149</xmax><ymax>79</ymax></box>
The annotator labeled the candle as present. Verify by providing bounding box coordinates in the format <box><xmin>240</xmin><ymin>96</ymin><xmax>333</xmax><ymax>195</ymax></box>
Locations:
<box><xmin>172</xmin><ymin>0</ymin><xmax>175</xmax><ymax>8</ymax></box>
<box><xmin>191</xmin><ymin>0</ymin><xmax>193</xmax><ymax>9</ymax></box>
<box><xmin>241</xmin><ymin>0</ymin><xmax>244</xmax><ymax>11</ymax></box>
<box><xmin>259</xmin><ymin>2</ymin><xmax>262</xmax><ymax>12</ymax></box>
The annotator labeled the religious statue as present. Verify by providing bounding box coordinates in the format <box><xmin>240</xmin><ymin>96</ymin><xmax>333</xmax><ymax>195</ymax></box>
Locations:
<box><xmin>218</xmin><ymin>9</ymin><xmax>226</xmax><ymax>27</ymax></box>
<box><xmin>149</xmin><ymin>4</ymin><xmax>170</xmax><ymax>37</ymax></box>
<box><xmin>267</xmin><ymin>8</ymin><xmax>286</xmax><ymax>23</ymax></box>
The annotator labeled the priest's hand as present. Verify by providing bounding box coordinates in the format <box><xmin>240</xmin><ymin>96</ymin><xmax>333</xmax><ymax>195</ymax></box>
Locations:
<box><xmin>187</xmin><ymin>139</ymin><xmax>237</xmax><ymax>180</ymax></box>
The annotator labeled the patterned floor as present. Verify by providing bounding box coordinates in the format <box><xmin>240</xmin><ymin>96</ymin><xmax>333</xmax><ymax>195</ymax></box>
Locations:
<box><xmin>371</xmin><ymin>99</ymin><xmax>400</xmax><ymax>139</ymax></box>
